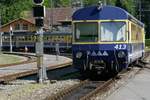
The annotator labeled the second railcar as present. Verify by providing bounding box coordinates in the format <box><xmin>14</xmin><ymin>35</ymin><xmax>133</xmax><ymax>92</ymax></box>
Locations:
<box><xmin>2</xmin><ymin>32</ymin><xmax>72</xmax><ymax>52</ymax></box>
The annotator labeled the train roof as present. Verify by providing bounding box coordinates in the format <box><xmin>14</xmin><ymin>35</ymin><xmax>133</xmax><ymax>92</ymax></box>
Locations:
<box><xmin>72</xmin><ymin>6</ymin><xmax>144</xmax><ymax>27</ymax></box>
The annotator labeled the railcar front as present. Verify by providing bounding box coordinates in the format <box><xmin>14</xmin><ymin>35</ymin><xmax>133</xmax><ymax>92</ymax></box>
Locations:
<box><xmin>72</xmin><ymin>21</ymin><xmax>129</xmax><ymax>75</ymax></box>
<box><xmin>72</xmin><ymin>5</ymin><xmax>139</xmax><ymax>75</ymax></box>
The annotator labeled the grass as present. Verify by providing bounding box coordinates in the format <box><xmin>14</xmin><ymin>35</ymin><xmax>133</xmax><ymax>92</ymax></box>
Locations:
<box><xmin>0</xmin><ymin>54</ymin><xmax>24</xmax><ymax>65</ymax></box>
<box><xmin>145</xmin><ymin>39</ymin><xmax>150</xmax><ymax>47</ymax></box>
<box><xmin>145</xmin><ymin>39</ymin><xmax>150</xmax><ymax>51</ymax></box>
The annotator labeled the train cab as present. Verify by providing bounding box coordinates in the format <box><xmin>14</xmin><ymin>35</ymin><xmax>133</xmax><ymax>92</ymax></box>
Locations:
<box><xmin>72</xmin><ymin>5</ymin><xmax>145</xmax><ymax>75</ymax></box>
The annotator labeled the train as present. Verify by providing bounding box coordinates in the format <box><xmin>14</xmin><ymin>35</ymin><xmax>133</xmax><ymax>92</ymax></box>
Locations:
<box><xmin>72</xmin><ymin>5</ymin><xmax>145</xmax><ymax>75</ymax></box>
<box><xmin>2</xmin><ymin>32</ymin><xmax>72</xmax><ymax>53</ymax></box>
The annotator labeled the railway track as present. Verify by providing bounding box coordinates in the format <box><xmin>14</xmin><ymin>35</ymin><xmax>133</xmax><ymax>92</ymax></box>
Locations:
<box><xmin>44</xmin><ymin>68</ymin><xmax>136</xmax><ymax>100</ymax></box>
<box><xmin>0</xmin><ymin>52</ymin><xmax>72</xmax><ymax>83</ymax></box>
<box><xmin>0</xmin><ymin>52</ymin><xmax>36</xmax><ymax>84</ymax></box>
<box><xmin>45</xmin><ymin>51</ymin><xmax>150</xmax><ymax>100</ymax></box>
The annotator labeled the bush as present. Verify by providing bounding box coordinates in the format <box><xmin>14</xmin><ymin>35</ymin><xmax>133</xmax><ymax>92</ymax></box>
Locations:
<box><xmin>145</xmin><ymin>39</ymin><xmax>150</xmax><ymax>48</ymax></box>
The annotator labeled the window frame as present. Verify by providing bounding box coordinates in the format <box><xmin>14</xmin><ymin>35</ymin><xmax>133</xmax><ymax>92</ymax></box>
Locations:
<box><xmin>100</xmin><ymin>21</ymin><xmax>127</xmax><ymax>42</ymax></box>
<box><xmin>74</xmin><ymin>22</ymin><xmax>99</xmax><ymax>42</ymax></box>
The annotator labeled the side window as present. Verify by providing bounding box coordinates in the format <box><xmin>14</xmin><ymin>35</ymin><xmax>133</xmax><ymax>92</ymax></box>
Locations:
<box><xmin>131</xmin><ymin>23</ymin><xmax>143</xmax><ymax>41</ymax></box>
<box><xmin>15</xmin><ymin>24</ymin><xmax>20</xmax><ymax>30</ymax></box>
<box><xmin>131</xmin><ymin>23</ymin><xmax>136</xmax><ymax>41</ymax></box>
<box><xmin>23</xmin><ymin>24</ymin><xmax>28</xmax><ymax>30</ymax></box>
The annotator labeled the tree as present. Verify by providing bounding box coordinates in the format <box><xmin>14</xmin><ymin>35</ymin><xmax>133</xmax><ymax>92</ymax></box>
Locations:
<box><xmin>140</xmin><ymin>0</ymin><xmax>150</xmax><ymax>38</ymax></box>
<box><xmin>115</xmin><ymin>0</ymin><xmax>136</xmax><ymax>15</ymax></box>
<box><xmin>0</xmin><ymin>0</ymin><xmax>32</xmax><ymax>24</ymax></box>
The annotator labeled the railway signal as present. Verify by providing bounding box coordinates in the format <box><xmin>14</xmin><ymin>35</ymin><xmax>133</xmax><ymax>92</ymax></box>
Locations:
<box><xmin>33</xmin><ymin>0</ymin><xmax>47</xmax><ymax>83</ymax></box>
<box><xmin>33</xmin><ymin>6</ymin><xmax>45</xmax><ymax>18</ymax></box>
<box><xmin>33</xmin><ymin>0</ymin><xmax>45</xmax><ymax>27</ymax></box>
<box><xmin>33</xmin><ymin>0</ymin><xmax>44</xmax><ymax>5</ymax></box>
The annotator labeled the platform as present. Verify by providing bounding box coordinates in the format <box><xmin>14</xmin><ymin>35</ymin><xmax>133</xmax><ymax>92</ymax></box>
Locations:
<box><xmin>106</xmin><ymin>66</ymin><xmax>150</xmax><ymax>100</ymax></box>
<box><xmin>0</xmin><ymin>54</ymin><xmax>72</xmax><ymax>82</ymax></box>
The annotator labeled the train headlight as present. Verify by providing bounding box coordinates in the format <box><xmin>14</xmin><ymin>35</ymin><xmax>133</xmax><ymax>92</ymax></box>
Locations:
<box><xmin>76</xmin><ymin>52</ymin><xmax>82</xmax><ymax>58</ymax></box>
<box><xmin>118</xmin><ymin>51</ymin><xmax>126</xmax><ymax>58</ymax></box>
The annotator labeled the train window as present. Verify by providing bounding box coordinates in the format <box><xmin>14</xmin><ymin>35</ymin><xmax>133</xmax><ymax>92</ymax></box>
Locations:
<box><xmin>100</xmin><ymin>22</ymin><xmax>126</xmax><ymax>42</ymax></box>
<box><xmin>43</xmin><ymin>36</ymin><xmax>46</xmax><ymax>41</ymax></box>
<box><xmin>23</xmin><ymin>24</ymin><xmax>28</xmax><ymax>30</ymax></box>
<box><xmin>75</xmin><ymin>22</ymin><xmax>98</xmax><ymax>42</ymax></box>
<box><xmin>46</xmin><ymin>36</ymin><xmax>49</xmax><ymax>40</ymax></box>
<box><xmin>28</xmin><ymin>36</ymin><xmax>31</xmax><ymax>41</ymax></box>
<box><xmin>15</xmin><ymin>24</ymin><xmax>20</xmax><ymax>30</ymax></box>
<box><xmin>60</xmin><ymin>36</ymin><xmax>64</xmax><ymax>42</ymax></box>
<box><xmin>131</xmin><ymin>23</ymin><xmax>142</xmax><ymax>41</ymax></box>
<box><xmin>25</xmin><ymin>36</ymin><xmax>28</xmax><ymax>41</ymax></box>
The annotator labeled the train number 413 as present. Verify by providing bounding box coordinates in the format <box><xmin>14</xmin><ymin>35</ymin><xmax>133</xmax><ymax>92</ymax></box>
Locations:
<box><xmin>114</xmin><ymin>44</ymin><xmax>126</xmax><ymax>50</ymax></box>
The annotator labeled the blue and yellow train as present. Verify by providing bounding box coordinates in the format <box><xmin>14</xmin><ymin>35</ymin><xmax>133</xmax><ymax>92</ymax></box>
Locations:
<box><xmin>72</xmin><ymin>5</ymin><xmax>145</xmax><ymax>75</ymax></box>
<box><xmin>2</xmin><ymin>32</ymin><xmax>72</xmax><ymax>52</ymax></box>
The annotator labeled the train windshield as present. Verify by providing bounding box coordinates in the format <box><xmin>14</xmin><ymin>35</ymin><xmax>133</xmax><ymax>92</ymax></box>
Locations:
<box><xmin>100</xmin><ymin>22</ymin><xmax>126</xmax><ymax>42</ymax></box>
<box><xmin>75</xmin><ymin>22</ymin><xmax>98</xmax><ymax>42</ymax></box>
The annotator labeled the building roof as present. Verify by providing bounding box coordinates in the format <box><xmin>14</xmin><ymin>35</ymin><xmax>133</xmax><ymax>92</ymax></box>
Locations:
<box><xmin>26</xmin><ymin>7</ymin><xmax>74</xmax><ymax>26</ymax></box>
<box><xmin>45</xmin><ymin>7</ymin><xmax>73</xmax><ymax>25</ymax></box>
<box><xmin>72</xmin><ymin>6</ymin><xmax>144</xmax><ymax>27</ymax></box>
<box><xmin>1</xmin><ymin>18</ymin><xmax>34</xmax><ymax>28</ymax></box>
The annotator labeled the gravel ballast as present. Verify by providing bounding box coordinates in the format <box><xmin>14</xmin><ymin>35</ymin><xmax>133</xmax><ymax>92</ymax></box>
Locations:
<box><xmin>0</xmin><ymin>79</ymin><xmax>80</xmax><ymax>100</ymax></box>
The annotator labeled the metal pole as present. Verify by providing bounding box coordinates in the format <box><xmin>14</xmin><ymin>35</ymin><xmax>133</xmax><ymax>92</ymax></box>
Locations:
<box><xmin>55</xmin><ymin>43</ymin><xmax>60</xmax><ymax>61</ymax></box>
<box><xmin>80</xmin><ymin>0</ymin><xmax>83</xmax><ymax>8</ymax></box>
<box><xmin>10</xmin><ymin>33</ymin><xmax>12</xmax><ymax>53</ymax></box>
<box><xmin>139</xmin><ymin>0</ymin><xmax>142</xmax><ymax>21</ymax></box>
<box><xmin>103</xmin><ymin>0</ymin><xmax>107</xmax><ymax>6</ymax></box>
<box><xmin>50</xmin><ymin>0</ymin><xmax>53</xmax><ymax>32</ymax></box>
<box><xmin>10</xmin><ymin>26</ymin><xmax>13</xmax><ymax>53</ymax></box>
<box><xmin>0</xmin><ymin>15</ymin><xmax>2</xmax><ymax>54</ymax></box>
<box><xmin>0</xmin><ymin>33</ymin><xmax>2</xmax><ymax>54</ymax></box>
<box><xmin>36</xmin><ymin>27</ymin><xmax>47</xmax><ymax>83</ymax></box>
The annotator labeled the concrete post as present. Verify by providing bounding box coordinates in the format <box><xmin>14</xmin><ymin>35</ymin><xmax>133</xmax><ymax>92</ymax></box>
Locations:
<box><xmin>36</xmin><ymin>28</ymin><xmax>47</xmax><ymax>83</ymax></box>
<box><xmin>10</xmin><ymin>32</ymin><xmax>12</xmax><ymax>53</ymax></box>
<box><xmin>0</xmin><ymin>32</ymin><xmax>3</xmax><ymax>54</ymax></box>
<box><xmin>10</xmin><ymin>26</ymin><xmax>13</xmax><ymax>53</ymax></box>
<box><xmin>55</xmin><ymin>43</ymin><xmax>60</xmax><ymax>61</ymax></box>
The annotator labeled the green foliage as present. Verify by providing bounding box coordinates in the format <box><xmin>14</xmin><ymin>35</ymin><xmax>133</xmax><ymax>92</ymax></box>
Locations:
<box><xmin>115</xmin><ymin>0</ymin><xmax>136</xmax><ymax>15</ymax></box>
<box><xmin>0</xmin><ymin>0</ymin><xmax>32</xmax><ymax>24</ymax></box>
<box><xmin>43</xmin><ymin>0</ymin><xmax>51</xmax><ymax>7</ymax></box>
<box><xmin>0</xmin><ymin>0</ymin><xmax>137</xmax><ymax>24</ymax></box>
<box><xmin>0</xmin><ymin>0</ymin><xmax>149</xmax><ymax>39</ymax></box>
<box><xmin>142</xmin><ymin>0</ymin><xmax>150</xmax><ymax>39</ymax></box>
<box><xmin>60</xmin><ymin>0</ymin><xmax>70</xmax><ymax>7</ymax></box>
<box><xmin>145</xmin><ymin>39</ymin><xmax>150</xmax><ymax>48</ymax></box>
<box><xmin>84</xmin><ymin>0</ymin><xmax>100</xmax><ymax>6</ymax></box>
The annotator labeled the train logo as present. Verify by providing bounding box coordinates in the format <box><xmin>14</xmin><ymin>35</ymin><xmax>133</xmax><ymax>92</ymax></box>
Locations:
<box><xmin>87</xmin><ymin>51</ymin><xmax>109</xmax><ymax>56</ymax></box>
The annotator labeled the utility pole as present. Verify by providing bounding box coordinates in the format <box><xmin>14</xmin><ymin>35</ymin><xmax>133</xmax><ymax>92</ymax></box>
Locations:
<box><xmin>139</xmin><ymin>0</ymin><xmax>142</xmax><ymax>21</ymax></box>
<box><xmin>71</xmin><ymin>0</ymin><xmax>83</xmax><ymax>8</ymax></box>
<box><xmin>103</xmin><ymin>0</ymin><xmax>107</xmax><ymax>6</ymax></box>
<box><xmin>50</xmin><ymin>0</ymin><xmax>53</xmax><ymax>32</ymax></box>
<box><xmin>0</xmin><ymin>32</ymin><xmax>3</xmax><ymax>54</ymax></box>
<box><xmin>9</xmin><ymin>26</ymin><xmax>13</xmax><ymax>53</ymax></box>
<box><xmin>33</xmin><ymin>0</ymin><xmax>47</xmax><ymax>83</ymax></box>
<box><xmin>0</xmin><ymin>15</ymin><xmax>2</xmax><ymax>54</ymax></box>
<box><xmin>71</xmin><ymin>0</ymin><xmax>83</xmax><ymax>14</ymax></box>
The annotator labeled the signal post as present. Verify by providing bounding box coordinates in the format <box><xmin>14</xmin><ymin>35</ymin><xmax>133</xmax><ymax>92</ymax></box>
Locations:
<box><xmin>33</xmin><ymin>0</ymin><xmax>47</xmax><ymax>83</ymax></box>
